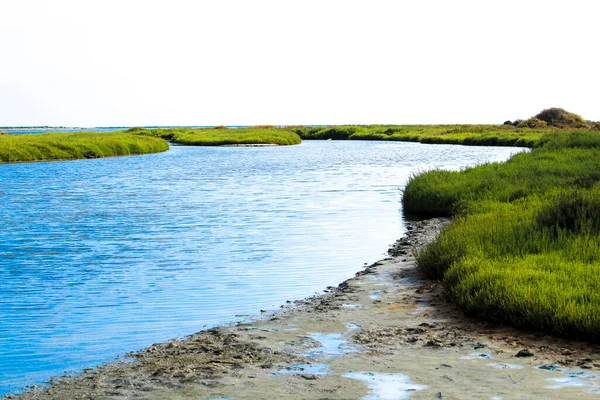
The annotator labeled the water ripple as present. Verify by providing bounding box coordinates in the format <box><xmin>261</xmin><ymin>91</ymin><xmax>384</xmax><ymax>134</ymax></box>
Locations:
<box><xmin>0</xmin><ymin>141</ymin><xmax>522</xmax><ymax>394</ymax></box>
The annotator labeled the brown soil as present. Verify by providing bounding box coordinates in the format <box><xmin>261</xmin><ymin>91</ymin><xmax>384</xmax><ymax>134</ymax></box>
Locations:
<box><xmin>10</xmin><ymin>219</ymin><xmax>600</xmax><ymax>399</ymax></box>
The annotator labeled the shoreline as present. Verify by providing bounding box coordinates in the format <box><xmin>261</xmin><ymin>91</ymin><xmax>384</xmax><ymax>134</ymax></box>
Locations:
<box><xmin>10</xmin><ymin>218</ymin><xmax>600</xmax><ymax>399</ymax></box>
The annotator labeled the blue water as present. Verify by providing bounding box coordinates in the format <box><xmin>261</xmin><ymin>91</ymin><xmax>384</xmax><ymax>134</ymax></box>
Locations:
<box><xmin>2</xmin><ymin>126</ymin><xmax>248</xmax><ymax>134</ymax></box>
<box><xmin>1</xmin><ymin>127</ymin><xmax>127</xmax><ymax>134</ymax></box>
<box><xmin>0</xmin><ymin>141</ymin><xmax>523</xmax><ymax>395</ymax></box>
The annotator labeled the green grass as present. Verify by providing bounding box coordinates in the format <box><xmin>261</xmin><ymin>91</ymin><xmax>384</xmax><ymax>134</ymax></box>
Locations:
<box><xmin>402</xmin><ymin>130</ymin><xmax>600</xmax><ymax>341</ymax></box>
<box><xmin>0</xmin><ymin>132</ymin><xmax>169</xmax><ymax>163</ymax></box>
<box><xmin>129</xmin><ymin>127</ymin><xmax>301</xmax><ymax>146</ymax></box>
<box><xmin>131</xmin><ymin>123</ymin><xmax>588</xmax><ymax>149</ymax></box>
<box><xmin>290</xmin><ymin>124</ymin><xmax>551</xmax><ymax>147</ymax></box>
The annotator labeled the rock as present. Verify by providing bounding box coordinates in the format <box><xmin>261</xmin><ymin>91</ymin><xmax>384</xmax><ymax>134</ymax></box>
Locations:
<box><xmin>515</xmin><ymin>349</ymin><xmax>534</xmax><ymax>357</ymax></box>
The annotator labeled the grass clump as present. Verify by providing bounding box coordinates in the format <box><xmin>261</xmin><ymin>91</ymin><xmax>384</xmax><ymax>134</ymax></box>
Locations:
<box><xmin>0</xmin><ymin>132</ymin><xmax>169</xmax><ymax>163</ymax></box>
<box><xmin>130</xmin><ymin>127</ymin><xmax>301</xmax><ymax>146</ymax></box>
<box><xmin>403</xmin><ymin>127</ymin><xmax>600</xmax><ymax>341</ymax></box>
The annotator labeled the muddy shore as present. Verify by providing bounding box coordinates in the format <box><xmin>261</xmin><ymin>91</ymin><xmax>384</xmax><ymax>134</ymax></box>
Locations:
<box><xmin>10</xmin><ymin>218</ymin><xmax>600</xmax><ymax>399</ymax></box>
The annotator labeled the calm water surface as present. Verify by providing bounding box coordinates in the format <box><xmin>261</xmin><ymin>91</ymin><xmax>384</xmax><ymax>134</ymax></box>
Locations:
<box><xmin>0</xmin><ymin>141</ymin><xmax>523</xmax><ymax>394</ymax></box>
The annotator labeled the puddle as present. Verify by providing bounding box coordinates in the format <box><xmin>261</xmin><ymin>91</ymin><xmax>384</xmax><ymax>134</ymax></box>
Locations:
<box><xmin>545</xmin><ymin>376</ymin><xmax>595</xmax><ymax>389</ymax></box>
<box><xmin>346</xmin><ymin>322</ymin><xmax>362</xmax><ymax>331</ymax></box>
<box><xmin>488</xmin><ymin>363</ymin><xmax>524</xmax><ymax>370</ymax></box>
<box><xmin>276</xmin><ymin>363</ymin><xmax>330</xmax><ymax>376</ymax></box>
<box><xmin>537</xmin><ymin>365</ymin><xmax>597</xmax><ymax>380</ymax></box>
<box><xmin>373</xmin><ymin>282</ymin><xmax>392</xmax><ymax>287</ymax></box>
<box><xmin>537</xmin><ymin>364</ymin><xmax>562</xmax><ymax>372</ymax></box>
<box><xmin>358</xmin><ymin>275</ymin><xmax>383</xmax><ymax>284</ymax></box>
<box><xmin>564</xmin><ymin>370</ymin><xmax>597</xmax><ymax>379</ymax></box>
<box><xmin>461</xmin><ymin>353</ymin><xmax>493</xmax><ymax>360</ymax></box>
<box><xmin>397</xmin><ymin>277</ymin><xmax>421</xmax><ymax>287</ymax></box>
<box><xmin>369</xmin><ymin>290</ymin><xmax>386</xmax><ymax>300</ymax></box>
<box><xmin>303</xmin><ymin>333</ymin><xmax>361</xmax><ymax>358</ymax></box>
<box><xmin>343</xmin><ymin>371</ymin><xmax>427</xmax><ymax>400</ymax></box>
<box><xmin>342</xmin><ymin>304</ymin><xmax>364</xmax><ymax>309</ymax></box>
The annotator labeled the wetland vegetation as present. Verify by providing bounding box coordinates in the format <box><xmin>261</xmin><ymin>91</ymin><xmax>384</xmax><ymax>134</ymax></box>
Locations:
<box><xmin>128</xmin><ymin>126</ymin><xmax>302</xmax><ymax>146</ymax></box>
<box><xmin>402</xmin><ymin>109</ymin><xmax>600</xmax><ymax>341</ymax></box>
<box><xmin>0</xmin><ymin>132</ymin><xmax>168</xmax><ymax>163</ymax></box>
<box><xmin>290</xmin><ymin>124</ymin><xmax>547</xmax><ymax>147</ymax></box>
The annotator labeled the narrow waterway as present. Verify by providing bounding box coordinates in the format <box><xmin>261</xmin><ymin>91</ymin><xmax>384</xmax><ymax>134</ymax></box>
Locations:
<box><xmin>0</xmin><ymin>141</ymin><xmax>523</xmax><ymax>395</ymax></box>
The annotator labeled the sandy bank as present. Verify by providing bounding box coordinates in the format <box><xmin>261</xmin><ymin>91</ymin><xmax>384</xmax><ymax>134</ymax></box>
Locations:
<box><xmin>11</xmin><ymin>219</ymin><xmax>600</xmax><ymax>399</ymax></box>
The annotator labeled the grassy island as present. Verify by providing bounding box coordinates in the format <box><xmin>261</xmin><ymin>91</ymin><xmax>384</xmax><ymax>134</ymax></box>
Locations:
<box><xmin>0</xmin><ymin>132</ymin><xmax>169</xmax><ymax>163</ymax></box>
<box><xmin>402</xmin><ymin>109</ymin><xmax>600</xmax><ymax>341</ymax></box>
<box><xmin>129</xmin><ymin>127</ymin><xmax>302</xmax><ymax>146</ymax></box>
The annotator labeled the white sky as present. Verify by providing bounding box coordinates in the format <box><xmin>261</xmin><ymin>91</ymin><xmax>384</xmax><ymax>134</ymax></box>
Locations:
<box><xmin>0</xmin><ymin>0</ymin><xmax>598</xmax><ymax>127</ymax></box>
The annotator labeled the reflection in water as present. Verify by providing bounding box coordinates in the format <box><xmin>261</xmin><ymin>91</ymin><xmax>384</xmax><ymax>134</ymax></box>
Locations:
<box><xmin>0</xmin><ymin>141</ymin><xmax>523</xmax><ymax>394</ymax></box>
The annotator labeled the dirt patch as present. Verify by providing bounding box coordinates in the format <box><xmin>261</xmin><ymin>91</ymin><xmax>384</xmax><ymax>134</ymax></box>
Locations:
<box><xmin>11</xmin><ymin>218</ymin><xmax>600</xmax><ymax>399</ymax></box>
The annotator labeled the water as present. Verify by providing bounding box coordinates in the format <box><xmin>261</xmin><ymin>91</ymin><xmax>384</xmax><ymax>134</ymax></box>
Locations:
<box><xmin>1</xmin><ymin>126</ymin><xmax>249</xmax><ymax>134</ymax></box>
<box><xmin>1</xmin><ymin>127</ymin><xmax>127</xmax><ymax>134</ymax></box>
<box><xmin>0</xmin><ymin>141</ymin><xmax>522</xmax><ymax>395</ymax></box>
<box><xmin>343</xmin><ymin>371</ymin><xmax>428</xmax><ymax>400</ymax></box>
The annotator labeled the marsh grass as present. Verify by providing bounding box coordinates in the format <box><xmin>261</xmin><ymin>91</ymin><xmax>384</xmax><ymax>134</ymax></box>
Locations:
<box><xmin>133</xmin><ymin>123</ymin><xmax>587</xmax><ymax>149</ymax></box>
<box><xmin>0</xmin><ymin>132</ymin><xmax>169</xmax><ymax>163</ymax></box>
<box><xmin>291</xmin><ymin>124</ymin><xmax>551</xmax><ymax>147</ymax></box>
<box><xmin>404</xmin><ymin>130</ymin><xmax>600</xmax><ymax>340</ymax></box>
<box><xmin>130</xmin><ymin>127</ymin><xmax>301</xmax><ymax>146</ymax></box>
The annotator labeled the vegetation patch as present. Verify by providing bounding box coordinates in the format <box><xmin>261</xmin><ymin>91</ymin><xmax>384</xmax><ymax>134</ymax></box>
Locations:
<box><xmin>129</xmin><ymin>127</ymin><xmax>301</xmax><ymax>146</ymax></box>
<box><xmin>290</xmin><ymin>124</ymin><xmax>563</xmax><ymax>147</ymax></box>
<box><xmin>535</xmin><ymin>107</ymin><xmax>588</xmax><ymax>128</ymax></box>
<box><xmin>402</xmin><ymin>116</ymin><xmax>600</xmax><ymax>340</ymax></box>
<box><xmin>0</xmin><ymin>132</ymin><xmax>169</xmax><ymax>163</ymax></box>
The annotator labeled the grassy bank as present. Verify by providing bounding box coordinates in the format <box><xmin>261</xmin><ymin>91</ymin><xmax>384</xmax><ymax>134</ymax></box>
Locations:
<box><xmin>129</xmin><ymin>127</ymin><xmax>301</xmax><ymax>146</ymax></box>
<box><xmin>0</xmin><ymin>132</ymin><xmax>169</xmax><ymax>163</ymax></box>
<box><xmin>131</xmin><ymin>124</ymin><xmax>556</xmax><ymax>148</ymax></box>
<box><xmin>402</xmin><ymin>130</ymin><xmax>600</xmax><ymax>341</ymax></box>
<box><xmin>289</xmin><ymin>124</ymin><xmax>550</xmax><ymax>147</ymax></box>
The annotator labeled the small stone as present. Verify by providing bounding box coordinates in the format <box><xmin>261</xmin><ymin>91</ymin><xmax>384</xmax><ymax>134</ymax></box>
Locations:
<box><xmin>515</xmin><ymin>349</ymin><xmax>534</xmax><ymax>357</ymax></box>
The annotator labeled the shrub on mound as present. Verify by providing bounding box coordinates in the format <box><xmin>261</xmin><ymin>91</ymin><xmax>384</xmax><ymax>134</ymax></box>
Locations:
<box><xmin>517</xmin><ymin>118</ymin><xmax>548</xmax><ymax>129</ymax></box>
<box><xmin>535</xmin><ymin>108</ymin><xmax>587</xmax><ymax>128</ymax></box>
